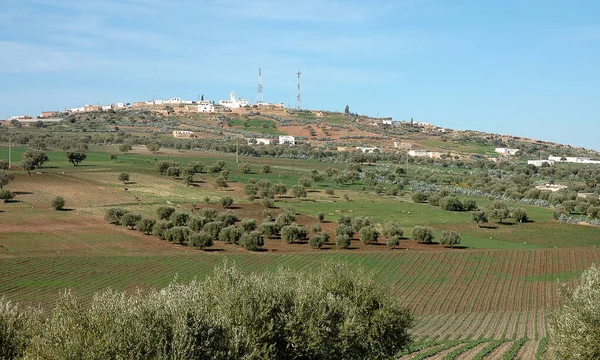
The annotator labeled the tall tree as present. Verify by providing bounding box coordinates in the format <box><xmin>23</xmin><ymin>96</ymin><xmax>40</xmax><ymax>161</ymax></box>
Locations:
<box><xmin>21</xmin><ymin>149</ymin><xmax>49</xmax><ymax>175</ymax></box>
<box><xmin>344</xmin><ymin>105</ymin><xmax>350</xmax><ymax>114</ymax></box>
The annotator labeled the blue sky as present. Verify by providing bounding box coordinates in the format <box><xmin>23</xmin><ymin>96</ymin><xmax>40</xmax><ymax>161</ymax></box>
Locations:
<box><xmin>1</xmin><ymin>0</ymin><xmax>599</xmax><ymax>150</ymax></box>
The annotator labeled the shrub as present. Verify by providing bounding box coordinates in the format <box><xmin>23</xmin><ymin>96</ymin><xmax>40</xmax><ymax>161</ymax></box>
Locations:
<box><xmin>439</xmin><ymin>196</ymin><xmax>464</xmax><ymax>211</ymax></box>
<box><xmin>273</xmin><ymin>183</ymin><xmax>287</xmax><ymax>197</ymax></box>
<box><xmin>412</xmin><ymin>225</ymin><xmax>434</xmax><ymax>244</ymax></box>
<box><xmin>120</xmin><ymin>213</ymin><xmax>142</xmax><ymax>229</ymax></box>
<box><xmin>338</xmin><ymin>215</ymin><xmax>352</xmax><ymax>226</ymax></box>
<box><xmin>317</xmin><ymin>212</ymin><xmax>325</xmax><ymax>222</ymax></box>
<box><xmin>188</xmin><ymin>231</ymin><xmax>214</xmax><ymax>249</ymax></box>
<box><xmin>105</xmin><ymin>207</ymin><xmax>129</xmax><ymax>224</ymax></box>
<box><xmin>386</xmin><ymin>236</ymin><xmax>401</xmax><ymax>249</ymax></box>
<box><xmin>261</xmin><ymin>221</ymin><xmax>280</xmax><ymax>239</ymax></box>
<box><xmin>240</xmin><ymin>230</ymin><xmax>264</xmax><ymax>251</ymax></box>
<box><xmin>240</xmin><ymin>218</ymin><xmax>257</xmax><ymax>232</ymax></box>
<box><xmin>156</xmin><ymin>206</ymin><xmax>176</xmax><ymax>220</ymax></box>
<box><xmin>170</xmin><ymin>211</ymin><xmax>190</xmax><ymax>227</ymax></box>
<box><xmin>463</xmin><ymin>199</ymin><xmax>478</xmax><ymax>211</ymax></box>
<box><xmin>219</xmin><ymin>225</ymin><xmax>243</xmax><ymax>244</ymax></box>
<box><xmin>382</xmin><ymin>221</ymin><xmax>404</xmax><ymax>238</ymax></box>
<box><xmin>311</xmin><ymin>223</ymin><xmax>322</xmax><ymax>233</ymax></box>
<box><xmin>281</xmin><ymin>224</ymin><xmax>308</xmax><ymax>244</ymax></box>
<box><xmin>165</xmin><ymin>226</ymin><xmax>190</xmax><ymax>245</ymax></box>
<box><xmin>238</xmin><ymin>162</ymin><xmax>252</xmax><ymax>174</ymax></box>
<box><xmin>335</xmin><ymin>233</ymin><xmax>351</xmax><ymax>249</ymax></box>
<box><xmin>136</xmin><ymin>218</ymin><xmax>156</xmax><ymax>235</ymax></box>
<box><xmin>335</xmin><ymin>224</ymin><xmax>355</xmax><ymax>239</ymax></box>
<box><xmin>512</xmin><ymin>208</ymin><xmax>529</xmax><ymax>223</ymax></box>
<box><xmin>276</xmin><ymin>211</ymin><xmax>296</xmax><ymax>227</ymax></box>
<box><xmin>215</xmin><ymin>211</ymin><xmax>238</xmax><ymax>226</ymax></box>
<box><xmin>472</xmin><ymin>211</ymin><xmax>489</xmax><ymax>227</ymax></box>
<box><xmin>290</xmin><ymin>185</ymin><xmax>307</xmax><ymax>198</ymax></box>
<box><xmin>358</xmin><ymin>226</ymin><xmax>379</xmax><ymax>244</ymax></box>
<box><xmin>220</xmin><ymin>196</ymin><xmax>233</xmax><ymax>209</ymax></box>
<box><xmin>309</xmin><ymin>233</ymin><xmax>328</xmax><ymax>249</ymax></box>
<box><xmin>118</xmin><ymin>172</ymin><xmax>129</xmax><ymax>183</ymax></box>
<box><xmin>325</xmin><ymin>189</ymin><xmax>335</xmax><ymax>196</ymax></box>
<box><xmin>0</xmin><ymin>189</ymin><xmax>13</xmax><ymax>202</ymax></box>
<box><xmin>411</xmin><ymin>192</ymin><xmax>427</xmax><ymax>203</ymax></box>
<box><xmin>215</xmin><ymin>175</ymin><xmax>228</xmax><ymax>189</ymax></box>
<box><xmin>352</xmin><ymin>216</ymin><xmax>373</xmax><ymax>233</ymax></box>
<box><xmin>548</xmin><ymin>264</ymin><xmax>600</xmax><ymax>359</ymax></box>
<box><xmin>203</xmin><ymin>221</ymin><xmax>225</xmax><ymax>240</ymax></box>
<box><xmin>261</xmin><ymin>164</ymin><xmax>271</xmax><ymax>174</ymax></box>
<box><xmin>262</xmin><ymin>198</ymin><xmax>274</xmax><ymax>208</ymax></box>
<box><xmin>166</xmin><ymin>166</ymin><xmax>181</xmax><ymax>178</ymax></box>
<box><xmin>152</xmin><ymin>220</ymin><xmax>174</xmax><ymax>240</ymax></box>
<box><xmin>187</xmin><ymin>216</ymin><xmax>208</xmax><ymax>232</ymax></box>
<box><xmin>51</xmin><ymin>196</ymin><xmax>65</xmax><ymax>210</ymax></box>
<box><xmin>2</xmin><ymin>262</ymin><xmax>413</xmax><ymax>359</ymax></box>
<box><xmin>439</xmin><ymin>231</ymin><xmax>461</xmax><ymax>248</ymax></box>
<box><xmin>198</xmin><ymin>207</ymin><xmax>218</xmax><ymax>221</ymax></box>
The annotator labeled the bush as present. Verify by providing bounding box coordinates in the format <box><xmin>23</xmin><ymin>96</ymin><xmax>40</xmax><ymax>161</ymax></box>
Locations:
<box><xmin>105</xmin><ymin>207</ymin><xmax>129</xmax><ymax>224</ymax></box>
<box><xmin>439</xmin><ymin>196</ymin><xmax>464</xmax><ymax>211</ymax></box>
<box><xmin>198</xmin><ymin>208</ymin><xmax>218</xmax><ymax>221</ymax></box>
<box><xmin>152</xmin><ymin>220</ymin><xmax>174</xmax><ymax>240</ymax></box>
<box><xmin>463</xmin><ymin>199</ymin><xmax>477</xmax><ymax>211</ymax></box>
<box><xmin>309</xmin><ymin>233</ymin><xmax>328</xmax><ymax>249</ymax></box>
<box><xmin>358</xmin><ymin>226</ymin><xmax>379</xmax><ymax>244</ymax></box>
<box><xmin>548</xmin><ymin>264</ymin><xmax>600</xmax><ymax>359</ymax></box>
<box><xmin>0</xmin><ymin>189</ymin><xmax>13</xmax><ymax>202</ymax></box>
<box><xmin>439</xmin><ymin>231</ymin><xmax>461</xmax><ymax>248</ymax></box>
<box><xmin>156</xmin><ymin>206</ymin><xmax>176</xmax><ymax>220</ymax></box>
<box><xmin>317</xmin><ymin>212</ymin><xmax>325</xmax><ymax>222</ymax></box>
<box><xmin>170</xmin><ymin>211</ymin><xmax>190</xmax><ymax>227</ymax></box>
<box><xmin>136</xmin><ymin>218</ymin><xmax>156</xmax><ymax>235</ymax></box>
<box><xmin>166</xmin><ymin>166</ymin><xmax>181</xmax><ymax>178</ymax></box>
<box><xmin>386</xmin><ymin>236</ymin><xmax>401</xmax><ymax>249</ymax></box>
<box><xmin>118</xmin><ymin>172</ymin><xmax>129</xmax><ymax>183</ymax></box>
<box><xmin>472</xmin><ymin>211</ymin><xmax>489</xmax><ymax>227</ymax></box>
<box><xmin>187</xmin><ymin>216</ymin><xmax>208</xmax><ymax>232</ymax></box>
<box><xmin>335</xmin><ymin>224</ymin><xmax>355</xmax><ymax>239</ymax></box>
<box><xmin>311</xmin><ymin>223</ymin><xmax>322</xmax><ymax>233</ymax></box>
<box><xmin>51</xmin><ymin>196</ymin><xmax>65</xmax><ymax>210</ymax></box>
<box><xmin>411</xmin><ymin>192</ymin><xmax>427</xmax><ymax>203</ymax></box>
<box><xmin>261</xmin><ymin>221</ymin><xmax>280</xmax><ymax>239</ymax></box>
<box><xmin>281</xmin><ymin>224</ymin><xmax>308</xmax><ymax>244</ymax></box>
<box><xmin>412</xmin><ymin>225</ymin><xmax>434</xmax><ymax>243</ymax></box>
<box><xmin>338</xmin><ymin>215</ymin><xmax>352</xmax><ymax>226</ymax></box>
<box><xmin>203</xmin><ymin>221</ymin><xmax>225</xmax><ymax>240</ymax></box>
<box><xmin>0</xmin><ymin>262</ymin><xmax>413</xmax><ymax>359</ymax></box>
<box><xmin>290</xmin><ymin>185</ymin><xmax>307</xmax><ymax>198</ymax></box>
<box><xmin>276</xmin><ymin>211</ymin><xmax>296</xmax><ymax>227</ymax></box>
<box><xmin>238</xmin><ymin>162</ymin><xmax>252</xmax><ymax>174</ymax></box>
<box><xmin>215</xmin><ymin>211</ymin><xmax>238</xmax><ymax>226</ymax></box>
<box><xmin>219</xmin><ymin>225</ymin><xmax>243</xmax><ymax>244</ymax></box>
<box><xmin>240</xmin><ymin>230</ymin><xmax>264</xmax><ymax>251</ymax></box>
<box><xmin>165</xmin><ymin>226</ymin><xmax>191</xmax><ymax>244</ymax></box>
<box><xmin>188</xmin><ymin>231</ymin><xmax>213</xmax><ymax>249</ymax></box>
<box><xmin>382</xmin><ymin>221</ymin><xmax>404</xmax><ymax>238</ymax></box>
<box><xmin>335</xmin><ymin>233</ymin><xmax>351</xmax><ymax>249</ymax></box>
<box><xmin>240</xmin><ymin>218</ymin><xmax>257</xmax><ymax>232</ymax></box>
<box><xmin>512</xmin><ymin>208</ymin><xmax>528</xmax><ymax>223</ymax></box>
<box><xmin>261</xmin><ymin>164</ymin><xmax>271</xmax><ymax>174</ymax></box>
<box><xmin>352</xmin><ymin>216</ymin><xmax>373</xmax><ymax>233</ymax></box>
<box><xmin>220</xmin><ymin>196</ymin><xmax>233</xmax><ymax>208</ymax></box>
<box><xmin>325</xmin><ymin>189</ymin><xmax>335</xmax><ymax>196</ymax></box>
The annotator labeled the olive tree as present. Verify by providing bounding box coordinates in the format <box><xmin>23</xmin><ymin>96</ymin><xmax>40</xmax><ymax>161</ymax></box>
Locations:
<box><xmin>412</xmin><ymin>225</ymin><xmax>434</xmax><ymax>244</ymax></box>
<box><xmin>472</xmin><ymin>211</ymin><xmax>489</xmax><ymax>228</ymax></box>
<box><xmin>0</xmin><ymin>171</ymin><xmax>14</xmax><ymax>190</ymax></box>
<box><xmin>548</xmin><ymin>264</ymin><xmax>600</xmax><ymax>359</ymax></box>
<box><xmin>439</xmin><ymin>231</ymin><xmax>461</xmax><ymax>248</ymax></box>
<box><xmin>51</xmin><ymin>196</ymin><xmax>65</xmax><ymax>211</ymax></box>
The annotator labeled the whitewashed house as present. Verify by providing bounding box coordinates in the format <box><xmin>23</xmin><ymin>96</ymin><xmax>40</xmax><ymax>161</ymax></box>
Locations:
<box><xmin>495</xmin><ymin>148</ymin><xmax>520</xmax><ymax>155</ymax></box>
<box><xmin>279</xmin><ymin>135</ymin><xmax>295</xmax><ymax>145</ymax></box>
<box><xmin>219</xmin><ymin>91</ymin><xmax>249</xmax><ymax>109</ymax></box>
<box><xmin>198</xmin><ymin>101</ymin><xmax>215</xmax><ymax>113</ymax></box>
<box><xmin>528</xmin><ymin>160</ymin><xmax>555</xmax><ymax>167</ymax></box>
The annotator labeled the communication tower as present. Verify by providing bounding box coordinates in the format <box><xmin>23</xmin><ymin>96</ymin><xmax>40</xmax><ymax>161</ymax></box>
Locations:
<box><xmin>296</xmin><ymin>70</ymin><xmax>301</xmax><ymax>110</ymax></box>
<box><xmin>257</xmin><ymin>68</ymin><xmax>263</xmax><ymax>104</ymax></box>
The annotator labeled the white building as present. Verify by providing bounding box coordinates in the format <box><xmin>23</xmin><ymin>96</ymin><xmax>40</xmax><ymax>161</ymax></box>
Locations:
<box><xmin>112</xmin><ymin>103</ymin><xmax>125</xmax><ymax>108</ymax></box>
<box><xmin>548</xmin><ymin>155</ymin><xmax>600</xmax><ymax>165</ymax></box>
<box><xmin>394</xmin><ymin>141</ymin><xmax>413</xmax><ymax>149</ymax></box>
<box><xmin>67</xmin><ymin>107</ymin><xmax>85</xmax><ymax>113</ymax></box>
<box><xmin>166</xmin><ymin>97</ymin><xmax>181</xmax><ymax>104</ymax></box>
<box><xmin>356</xmin><ymin>147</ymin><xmax>381</xmax><ymax>154</ymax></box>
<box><xmin>198</xmin><ymin>101</ymin><xmax>215</xmax><ymax>113</ymax></box>
<box><xmin>528</xmin><ymin>159</ymin><xmax>555</xmax><ymax>167</ymax></box>
<box><xmin>101</xmin><ymin>105</ymin><xmax>112</xmax><ymax>111</ymax></box>
<box><xmin>279</xmin><ymin>135</ymin><xmax>295</xmax><ymax>145</ymax></box>
<box><xmin>173</xmin><ymin>130</ymin><xmax>195</xmax><ymax>138</ymax></box>
<box><xmin>247</xmin><ymin>138</ymin><xmax>271</xmax><ymax>145</ymax></box>
<box><xmin>219</xmin><ymin>91</ymin><xmax>249</xmax><ymax>109</ymax></box>
<box><xmin>9</xmin><ymin>115</ymin><xmax>27</xmax><ymax>120</ymax></box>
<box><xmin>382</xmin><ymin>120</ymin><xmax>392</xmax><ymax>125</ymax></box>
<box><xmin>408</xmin><ymin>150</ymin><xmax>442</xmax><ymax>159</ymax></box>
<box><xmin>495</xmin><ymin>148</ymin><xmax>520</xmax><ymax>155</ymax></box>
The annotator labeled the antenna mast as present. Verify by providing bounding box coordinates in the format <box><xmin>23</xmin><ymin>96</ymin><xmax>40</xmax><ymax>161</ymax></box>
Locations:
<box><xmin>257</xmin><ymin>68</ymin><xmax>263</xmax><ymax>104</ymax></box>
<box><xmin>296</xmin><ymin>70</ymin><xmax>301</xmax><ymax>110</ymax></box>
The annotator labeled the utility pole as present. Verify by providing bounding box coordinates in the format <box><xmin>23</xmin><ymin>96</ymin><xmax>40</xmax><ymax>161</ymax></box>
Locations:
<box><xmin>296</xmin><ymin>70</ymin><xmax>301</xmax><ymax>110</ymax></box>
<box><xmin>8</xmin><ymin>137</ymin><xmax>11</xmax><ymax>169</ymax></box>
<box><xmin>236</xmin><ymin>136</ymin><xmax>239</xmax><ymax>163</ymax></box>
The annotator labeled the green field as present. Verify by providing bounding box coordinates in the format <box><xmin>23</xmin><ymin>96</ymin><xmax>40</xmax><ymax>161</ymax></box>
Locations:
<box><xmin>2</xmin><ymin>144</ymin><xmax>600</xmax><ymax>358</ymax></box>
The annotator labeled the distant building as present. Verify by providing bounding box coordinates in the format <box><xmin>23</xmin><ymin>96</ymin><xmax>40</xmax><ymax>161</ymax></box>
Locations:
<box><xmin>84</xmin><ymin>104</ymin><xmax>100</xmax><ymax>112</ymax></box>
<box><xmin>548</xmin><ymin>155</ymin><xmax>600</xmax><ymax>165</ymax></box>
<box><xmin>356</xmin><ymin>146</ymin><xmax>381</xmax><ymax>154</ymax></box>
<box><xmin>247</xmin><ymin>138</ymin><xmax>271</xmax><ymax>145</ymax></box>
<box><xmin>101</xmin><ymin>105</ymin><xmax>112</xmax><ymax>111</ymax></box>
<box><xmin>112</xmin><ymin>103</ymin><xmax>125</xmax><ymax>109</ymax></box>
<box><xmin>393</xmin><ymin>141</ymin><xmax>413</xmax><ymax>149</ymax></box>
<box><xmin>67</xmin><ymin>107</ymin><xmax>85</xmax><ymax>113</ymax></box>
<box><xmin>279</xmin><ymin>135</ymin><xmax>295</xmax><ymax>145</ymax></box>
<box><xmin>382</xmin><ymin>120</ymin><xmax>392</xmax><ymax>125</ymax></box>
<box><xmin>528</xmin><ymin>159</ymin><xmax>555</xmax><ymax>167</ymax></box>
<box><xmin>495</xmin><ymin>148</ymin><xmax>520</xmax><ymax>155</ymax></box>
<box><xmin>197</xmin><ymin>101</ymin><xmax>215</xmax><ymax>113</ymax></box>
<box><xmin>219</xmin><ymin>91</ymin><xmax>249</xmax><ymax>109</ymax></box>
<box><xmin>408</xmin><ymin>150</ymin><xmax>442</xmax><ymax>159</ymax></box>
<box><xmin>9</xmin><ymin>115</ymin><xmax>28</xmax><ymax>120</ymax></box>
<box><xmin>173</xmin><ymin>130</ymin><xmax>195</xmax><ymax>138</ymax></box>
<box><xmin>40</xmin><ymin>111</ymin><xmax>58</xmax><ymax>118</ymax></box>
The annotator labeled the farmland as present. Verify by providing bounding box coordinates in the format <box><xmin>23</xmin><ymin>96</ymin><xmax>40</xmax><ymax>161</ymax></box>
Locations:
<box><xmin>2</xmin><ymin>129</ymin><xmax>600</xmax><ymax>358</ymax></box>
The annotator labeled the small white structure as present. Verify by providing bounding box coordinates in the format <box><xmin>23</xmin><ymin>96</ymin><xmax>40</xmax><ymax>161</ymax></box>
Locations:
<box><xmin>198</xmin><ymin>101</ymin><xmax>215</xmax><ymax>113</ymax></box>
<box><xmin>408</xmin><ymin>150</ymin><xmax>442</xmax><ymax>159</ymax></box>
<box><xmin>356</xmin><ymin>146</ymin><xmax>380</xmax><ymax>154</ymax></box>
<box><xmin>382</xmin><ymin>120</ymin><xmax>392</xmax><ymax>125</ymax></box>
<box><xmin>9</xmin><ymin>115</ymin><xmax>28</xmax><ymax>120</ymax></box>
<box><xmin>279</xmin><ymin>135</ymin><xmax>295</xmax><ymax>145</ymax></box>
<box><xmin>394</xmin><ymin>141</ymin><xmax>413</xmax><ymax>149</ymax></box>
<box><xmin>247</xmin><ymin>138</ymin><xmax>271</xmax><ymax>145</ymax></box>
<box><xmin>535</xmin><ymin>184</ymin><xmax>568</xmax><ymax>192</ymax></box>
<box><xmin>67</xmin><ymin>107</ymin><xmax>85</xmax><ymax>113</ymax></box>
<box><xmin>219</xmin><ymin>91</ymin><xmax>249</xmax><ymax>109</ymax></box>
<box><xmin>528</xmin><ymin>159</ymin><xmax>555</xmax><ymax>167</ymax></box>
<box><xmin>173</xmin><ymin>130</ymin><xmax>195</xmax><ymax>138</ymax></box>
<box><xmin>101</xmin><ymin>105</ymin><xmax>112</xmax><ymax>111</ymax></box>
<box><xmin>548</xmin><ymin>155</ymin><xmax>600</xmax><ymax>165</ymax></box>
<box><xmin>166</xmin><ymin>97</ymin><xmax>181</xmax><ymax>104</ymax></box>
<box><xmin>112</xmin><ymin>103</ymin><xmax>125</xmax><ymax>108</ymax></box>
<box><xmin>495</xmin><ymin>148</ymin><xmax>520</xmax><ymax>155</ymax></box>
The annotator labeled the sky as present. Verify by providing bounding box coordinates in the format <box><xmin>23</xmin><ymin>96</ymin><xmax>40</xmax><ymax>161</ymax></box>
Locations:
<box><xmin>1</xmin><ymin>0</ymin><xmax>599</xmax><ymax>150</ymax></box>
